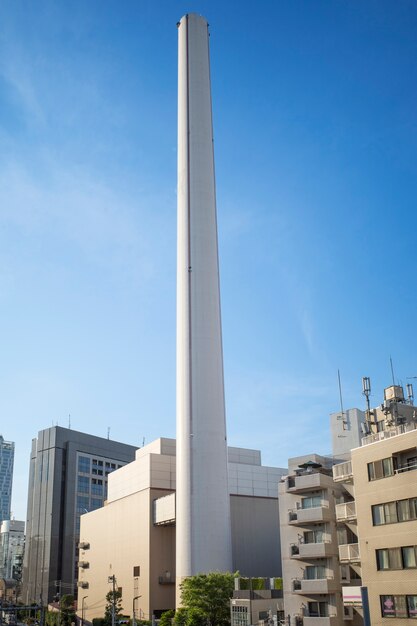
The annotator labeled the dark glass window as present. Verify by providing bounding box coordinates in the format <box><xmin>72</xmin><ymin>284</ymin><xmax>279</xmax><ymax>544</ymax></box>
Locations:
<box><xmin>78</xmin><ymin>456</ymin><xmax>91</xmax><ymax>473</ymax></box>
<box><xmin>78</xmin><ymin>476</ymin><xmax>90</xmax><ymax>494</ymax></box>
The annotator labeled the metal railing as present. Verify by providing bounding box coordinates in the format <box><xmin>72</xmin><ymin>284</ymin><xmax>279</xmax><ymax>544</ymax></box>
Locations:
<box><xmin>332</xmin><ymin>460</ymin><xmax>352</xmax><ymax>481</ymax></box>
<box><xmin>335</xmin><ymin>500</ymin><xmax>356</xmax><ymax>521</ymax></box>
<box><xmin>362</xmin><ymin>421</ymin><xmax>417</xmax><ymax>446</ymax></box>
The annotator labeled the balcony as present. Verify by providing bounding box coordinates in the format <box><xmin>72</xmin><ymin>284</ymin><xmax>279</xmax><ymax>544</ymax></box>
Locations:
<box><xmin>335</xmin><ymin>501</ymin><xmax>356</xmax><ymax>522</ymax></box>
<box><xmin>289</xmin><ymin>503</ymin><xmax>331</xmax><ymax>525</ymax></box>
<box><xmin>339</xmin><ymin>543</ymin><xmax>360</xmax><ymax>563</ymax></box>
<box><xmin>286</xmin><ymin>472</ymin><xmax>330</xmax><ymax>493</ymax></box>
<box><xmin>303</xmin><ymin>617</ymin><xmax>338</xmax><ymax>626</ymax></box>
<box><xmin>332</xmin><ymin>461</ymin><xmax>353</xmax><ymax>482</ymax></box>
<box><xmin>292</xmin><ymin>578</ymin><xmax>338</xmax><ymax>594</ymax></box>
<box><xmin>298</xmin><ymin>542</ymin><xmax>336</xmax><ymax>559</ymax></box>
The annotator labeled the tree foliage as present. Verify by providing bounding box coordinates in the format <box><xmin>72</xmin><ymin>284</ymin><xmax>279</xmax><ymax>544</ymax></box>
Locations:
<box><xmin>159</xmin><ymin>611</ymin><xmax>175</xmax><ymax>626</ymax></box>
<box><xmin>104</xmin><ymin>590</ymin><xmax>123</xmax><ymax>626</ymax></box>
<box><xmin>178</xmin><ymin>572</ymin><xmax>235</xmax><ymax>626</ymax></box>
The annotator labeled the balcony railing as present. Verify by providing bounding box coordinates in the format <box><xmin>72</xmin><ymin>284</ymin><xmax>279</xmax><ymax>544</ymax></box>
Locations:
<box><xmin>395</xmin><ymin>459</ymin><xmax>417</xmax><ymax>474</ymax></box>
<box><xmin>339</xmin><ymin>543</ymin><xmax>360</xmax><ymax>563</ymax></box>
<box><xmin>292</xmin><ymin>578</ymin><xmax>337</xmax><ymax>594</ymax></box>
<box><xmin>332</xmin><ymin>460</ymin><xmax>353</xmax><ymax>482</ymax></box>
<box><xmin>362</xmin><ymin>421</ymin><xmax>417</xmax><ymax>446</ymax></box>
<box><xmin>335</xmin><ymin>501</ymin><xmax>356</xmax><ymax>522</ymax></box>
<box><xmin>289</xmin><ymin>502</ymin><xmax>331</xmax><ymax>524</ymax></box>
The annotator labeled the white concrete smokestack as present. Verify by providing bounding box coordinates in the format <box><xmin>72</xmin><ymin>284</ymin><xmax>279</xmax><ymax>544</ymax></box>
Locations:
<box><xmin>176</xmin><ymin>13</ymin><xmax>233</xmax><ymax>601</ymax></box>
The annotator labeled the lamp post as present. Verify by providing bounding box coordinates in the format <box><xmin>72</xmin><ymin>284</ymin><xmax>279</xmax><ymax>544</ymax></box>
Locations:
<box><xmin>132</xmin><ymin>596</ymin><xmax>141</xmax><ymax>626</ymax></box>
<box><xmin>82</xmin><ymin>596</ymin><xmax>88</xmax><ymax>626</ymax></box>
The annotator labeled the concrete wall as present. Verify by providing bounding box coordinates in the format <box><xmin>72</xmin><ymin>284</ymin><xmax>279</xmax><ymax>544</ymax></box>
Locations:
<box><xmin>231</xmin><ymin>495</ymin><xmax>281</xmax><ymax>577</ymax></box>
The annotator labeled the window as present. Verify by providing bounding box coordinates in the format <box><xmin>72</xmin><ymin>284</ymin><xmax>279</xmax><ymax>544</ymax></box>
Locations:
<box><xmin>77</xmin><ymin>476</ymin><xmax>90</xmax><ymax>494</ymax></box>
<box><xmin>372</xmin><ymin>497</ymin><xmax>417</xmax><ymax>526</ymax></box>
<box><xmin>133</xmin><ymin>566</ymin><xmax>140</xmax><ymax>577</ymax></box>
<box><xmin>308</xmin><ymin>602</ymin><xmax>328</xmax><ymax>618</ymax></box>
<box><xmin>377</xmin><ymin>549</ymin><xmax>390</xmax><ymax>570</ymax></box>
<box><xmin>407</xmin><ymin>596</ymin><xmax>417</xmax><ymax>619</ymax></box>
<box><xmin>377</xmin><ymin>545</ymin><xmax>417</xmax><ymax>570</ymax></box>
<box><xmin>402</xmin><ymin>546</ymin><xmax>417</xmax><ymax>569</ymax></box>
<box><xmin>301</xmin><ymin>493</ymin><xmax>323</xmax><ymax>509</ymax></box>
<box><xmin>304</xmin><ymin>528</ymin><xmax>324</xmax><ymax>544</ymax></box>
<box><xmin>91</xmin><ymin>483</ymin><xmax>103</xmax><ymax>497</ymax></box>
<box><xmin>90</xmin><ymin>498</ymin><xmax>102</xmax><ymax>510</ymax></box>
<box><xmin>305</xmin><ymin>565</ymin><xmax>326</xmax><ymax>580</ymax></box>
<box><xmin>231</xmin><ymin>605</ymin><xmax>249</xmax><ymax>626</ymax></box>
<box><xmin>78</xmin><ymin>456</ymin><xmax>91</xmax><ymax>473</ymax></box>
<box><xmin>76</xmin><ymin>495</ymin><xmax>89</xmax><ymax>514</ymax></box>
<box><xmin>378</xmin><ymin>545</ymin><xmax>417</xmax><ymax>570</ymax></box>
<box><xmin>381</xmin><ymin>596</ymin><xmax>417</xmax><ymax>619</ymax></box>
<box><xmin>368</xmin><ymin>457</ymin><xmax>396</xmax><ymax>481</ymax></box>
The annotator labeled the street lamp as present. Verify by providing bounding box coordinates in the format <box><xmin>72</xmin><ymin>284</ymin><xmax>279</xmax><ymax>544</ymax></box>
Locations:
<box><xmin>132</xmin><ymin>596</ymin><xmax>141</xmax><ymax>626</ymax></box>
<box><xmin>82</xmin><ymin>596</ymin><xmax>88</xmax><ymax>626</ymax></box>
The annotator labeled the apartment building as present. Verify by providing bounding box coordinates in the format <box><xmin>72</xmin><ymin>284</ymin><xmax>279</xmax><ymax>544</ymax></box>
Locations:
<box><xmin>280</xmin><ymin>383</ymin><xmax>417</xmax><ymax>626</ymax></box>
<box><xmin>333</xmin><ymin>384</ymin><xmax>417</xmax><ymax>626</ymax></box>
<box><xmin>279</xmin><ymin>453</ymin><xmax>354</xmax><ymax>626</ymax></box>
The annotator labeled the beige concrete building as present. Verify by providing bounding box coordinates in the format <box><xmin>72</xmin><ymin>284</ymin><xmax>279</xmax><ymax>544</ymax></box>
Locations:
<box><xmin>280</xmin><ymin>384</ymin><xmax>417</xmax><ymax>626</ymax></box>
<box><xmin>279</xmin><ymin>454</ymin><xmax>353</xmax><ymax>626</ymax></box>
<box><xmin>78</xmin><ymin>438</ymin><xmax>286</xmax><ymax>623</ymax></box>
<box><xmin>334</xmin><ymin>384</ymin><xmax>417</xmax><ymax>626</ymax></box>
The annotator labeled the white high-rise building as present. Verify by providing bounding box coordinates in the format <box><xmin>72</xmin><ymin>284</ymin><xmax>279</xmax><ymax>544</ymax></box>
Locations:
<box><xmin>0</xmin><ymin>519</ymin><xmax>25</xmax><ymax>580</ymax></box>
<box><xmin>176</xmin><ymin>13</ymin><xmax>232</xmax><ymax>595</ymax></box>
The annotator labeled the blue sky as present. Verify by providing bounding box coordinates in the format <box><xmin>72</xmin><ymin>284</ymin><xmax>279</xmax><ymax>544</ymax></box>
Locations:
<box><xmin>1</xmin><ymin>0</ymin><xmax>417</xmax><ymax>520</ymax></box>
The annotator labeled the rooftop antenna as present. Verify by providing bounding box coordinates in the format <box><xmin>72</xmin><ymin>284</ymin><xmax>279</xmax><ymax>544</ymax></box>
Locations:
<box><xmin>142</xmin><ymin>437</ymin><xmax>145</xmax><ymax>447</ymax></box>
<box><xmin>107</xmin><ymin>427</ymin><xmax>110</xmax><ymax>440</ymax></box>
<box><xmin>337</xmin><ymin>370</ymin><xmax>344</xmax><ymax>417</ymax></box>
<box><xmin>390</xmin><ymin>356</ymin><xmax>396</xmax><ymax>386</ymax></box>
<box><xmin>407</xmin><ymin>383</ymin><xmax>414</xmax><ymax>405</ymax></box>
<box><xmin>362</xmin><ymin>376</ymin><xmax>371</xmax><ymax>414</ymax></box>
<box><xmin>68</xmin><ymin>414</ymin><xmax>71</xmax><ymax>429</ymax></box>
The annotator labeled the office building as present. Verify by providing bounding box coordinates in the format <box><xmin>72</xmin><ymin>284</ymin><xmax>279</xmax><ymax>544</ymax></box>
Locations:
<box><xmin>279</xmin><ymin>383</ymin><xmax>417</xmax><ymax>626</ymax></box>
<box><xmin>0</xmin><ymin>519</ymin><xmax>25</xmax><ymax>581</ymax></box>
<box><xmin>176</xmin><ymin>13</ymin><xmax>232</xmax><ymax>597</ymax></box>
<box><xmin>77</xmin><ymin>438</ymin><xmax>287</xmax><ymax>622</ymax></box>
<box><xmin>0</xmin><ymin>436</ymin><xmax>15</xmax><ymax>524</ymax></box>
<box><xmin>22</xmin><ymin>426</ymin><xmax>137</xmax><ymax>604</ymax></box>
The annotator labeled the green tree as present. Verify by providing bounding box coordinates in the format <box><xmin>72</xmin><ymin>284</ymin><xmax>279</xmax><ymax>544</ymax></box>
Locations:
<box><xmin>159</xmin><ymin>611</ymin><xmax>175</xmax><ymax>626</ymax></box>
<box><xmin>178</xmin><ymin>572</ymin><xmax>235</xmax><ymax>626</ymax></box>
<box><xmin>104</xmin><ymin>590</ymin><xmax>123</xmax><ymax>626</ymax></box>
<box><xmin>62</xmin><ymin>594</ymin><xmax>76</xmax><ymax>626</ymax></box>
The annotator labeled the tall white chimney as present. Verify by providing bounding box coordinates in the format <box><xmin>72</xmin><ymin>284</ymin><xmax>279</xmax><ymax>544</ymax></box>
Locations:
<box><xmin>176</xmin><ymin>13</ymin><xmax>233</xmax><ymax>601</ymax></box>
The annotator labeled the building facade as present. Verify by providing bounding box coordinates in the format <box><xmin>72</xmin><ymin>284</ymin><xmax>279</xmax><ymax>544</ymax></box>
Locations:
<box><xmin>280</xmin><ymin>384</ymin><xmax>417</xmax><ymax>626</ymax></box>
<box><xmin>22</xmin><ymin>426</ymin><xmax>137</xmax><ymax>604</ymax></box>
<box><xmin>0</xmin><ymin>519</ymin><xmax>25</xmax><ymax>581</ymax></box>
<box><xmin>334</xmin><ymin>384</ymin><xmax>417</xmax><ymax>626</ymax></box>
<box><xmin>77</xmin><ymin>438</ymin><xmax>287</xmax><ymax>622</ymax></box>
<box><xmin>0</xmin><ymin>436</ymin><xmax>15</xmax><ymax>524</ymax></box>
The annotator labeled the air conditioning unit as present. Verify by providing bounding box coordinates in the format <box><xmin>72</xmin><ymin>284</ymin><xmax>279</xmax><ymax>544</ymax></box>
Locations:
<box><xmin>78</xmin><ymin>581</ymin><xmax>89</xmax><ymax>589</ymax></box>
<box><xmin>79</xmin><ymin>561</ymin><xmax>90</xmax><ymax>569</ymax></box>
<box><xmin>78</xmin><ymin>542</ymin><xmax>90</xmax><ymax>550</ymax></box>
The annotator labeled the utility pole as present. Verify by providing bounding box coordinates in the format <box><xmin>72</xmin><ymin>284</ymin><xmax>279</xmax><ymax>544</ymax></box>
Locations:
<box><xmin>108</xmin><ymin>575</ymin><xmax>116</xmax><ymax>626</ymax></box>
<box><xmin>81</xmin><ymin>596</ymin><xmax>88</xmax><ymax>626</ymax></box>
<box><xmin>55</xmin><ymin>580</ymin><xmax>62</xmax><ymax>626</ymax></box>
